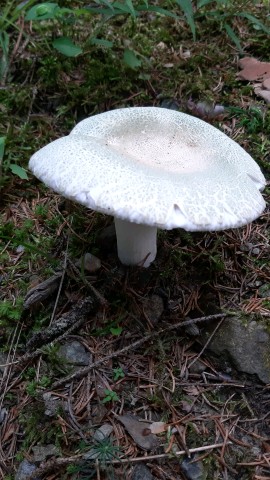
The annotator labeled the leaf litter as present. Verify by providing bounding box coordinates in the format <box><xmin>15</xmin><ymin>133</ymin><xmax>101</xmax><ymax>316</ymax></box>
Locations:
<box><xmin>237</xmin><ymin>57</ymin><xmax>270</xmax><ymax>103</ymax></box>
<box><xmin>1</xmin><ymin>199</ymin><xmax>270</xmax><ymax>480</ymax></box>
<box><xmin>1</xmin><ymin>6</ymin><xmax>270</xmax><ymax>480</ymax></box>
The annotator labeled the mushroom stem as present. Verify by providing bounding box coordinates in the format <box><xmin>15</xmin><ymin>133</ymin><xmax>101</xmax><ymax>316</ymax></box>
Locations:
<box><xmin>114</xmin><ymin>218</ymin><xmax>157</xmax><ymax>267</ymax></box>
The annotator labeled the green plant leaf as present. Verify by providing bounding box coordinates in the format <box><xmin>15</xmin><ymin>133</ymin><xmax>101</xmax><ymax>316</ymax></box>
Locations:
<box><xmin>0</xmin><ymin>31</ymin><xmax>9</xmax><ymax>80</ymax></box>
<box><xmin>90</xmin><ymin>38</ymin><xmax>113</xmax><ymax>48</ymax></box>
<box><xmin>123</xmin><ymin>49</ymin><xmax>141</xmax><ymax>69</ymax></box>
<box><xmin>9</xmin><ymin>164</ymin><xmax>29</xmax><ymax>180</ymax></box>
<box><xmin>238</xmin><ymin>12</ymin><xmax>270</xmax><ymax>34</ymax></box>
<box><xmin>196</xmin><ymin>0</ymin><xmax>216</xmax><ymax>7</ymax></box>
<box><xmin>224</xmin><ymin>23</ymin><xmax>243</xmax><ymax>53</ymax></box>
<box><xmin>97</xmin><ymin>0</ymin><xmax>115</xmax><ymax>11</ymax></box>
<box><xmin>25</xmin><ymin>2</ymin><xmax>59</xmax><ymax>20</ymax></box>
<box><xmin>137</xmin><ymin>5</ymin><xmax>178</xmax><ymax>18</ymax></box>
<box><xmin>102</xmin><ymin>389</ymin><xmax>120</xmax><ymax>403</ymax></box>
<box><xmin>110</xmin><ymin>326</ymin><xmax>123</xmax><ymax>336</ymax></box>
<box><xmin>0</xmin><ymin>136</ymin><xmax>6</xmax><ymax>161</ymax></box>
<box><xmin>174</xmin><ymin>0</ymin><xmax>196</xmax><ymax>39</ymax></box>
<box><xmin>113</xmin><ymin>367</ymin><xmax>125</xmax><ymax>380</ymax></box>
<box><xmin>125</xmin><ymin>0</ymin><xmax>136</xmax><ymax>17</ymax></box>
<box><xmin>52</xmin><ymin>37</ymin><xmax>82</xmax><ymax>57</ymax></box>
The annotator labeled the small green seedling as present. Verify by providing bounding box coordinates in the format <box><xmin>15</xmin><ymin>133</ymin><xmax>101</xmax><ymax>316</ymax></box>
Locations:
<box><xmin>102</xmin><ymin>389</ymin><xmax>120</xmax><ymax>403</ymax></box>
<box><xmin>110</xmin><ymin>326</ymin><xmax>123</xmax><ymax>336</ymax></box>
<box><xmin>113</xmin><ymin>367</ymin><xmax>125</xmax><ymax>381</ymax></box>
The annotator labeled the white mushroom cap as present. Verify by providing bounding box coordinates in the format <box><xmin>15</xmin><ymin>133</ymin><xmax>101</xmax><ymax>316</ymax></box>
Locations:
<box><xmin>29</xmin><ymin>107</ymin><xmax>266</xmax><ymax>266</ymax></box>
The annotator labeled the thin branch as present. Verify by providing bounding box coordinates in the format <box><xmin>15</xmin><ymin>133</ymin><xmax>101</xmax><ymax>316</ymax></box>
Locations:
<box><xmin>44</xmin><ymin>312</ymin><xmax>234</xmax><ymax>393</ymax></box>
<box><xmin>188</xmin><ymin>316</ymin><xmax>225</xmax><ymax>369</ymax></box>
<box><xmin>27</xmin><ymin>441</ymin><xmax>231</xmax><ymax>479</ymax></box>
<box><xmin>49</xmin><ymin>235</ymin><xmax>69</xmax><ymax>326</ymax></box>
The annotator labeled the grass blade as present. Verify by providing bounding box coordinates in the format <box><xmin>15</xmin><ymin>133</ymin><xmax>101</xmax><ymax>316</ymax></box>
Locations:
<box><xmin>224</xmin><ymin>23</ymin><xmax>243</xmax><ymax>53</ymax></box>
<box><xmin>174</xmin><ymin>0</ymin><xmax>196</xmax><ymax>39</ymax></box>
<box><xmin>238</xmin><ymin>12</ymin><xmax>270</xmax><ymax>34</ymax></box>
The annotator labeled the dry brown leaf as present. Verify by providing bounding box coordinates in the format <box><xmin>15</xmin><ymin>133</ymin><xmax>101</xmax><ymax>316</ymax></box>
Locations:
<box><xmin>238</xmin><ymin>57</ymin><xmax>270</xmax><ymax>82</ymax></box>
<box><xmin>262</xmin><ymin>441</ymin><xmax>270</xmax><ymax>453</ymax></box>
<box><xmin>263</xmin><ymin>78</ymin><xmax>270</xmax><ymax>89</ymax></box>
<box><xmin>117</xmin><ymin>415</ymin><xmax>159</xmax><ymax>451</ymax></box>
<box><xmin>254</xmin><ymin>86</ymin><xmax>270</xmax><ymax>104</ymax></box>
<box><xmin>149</xmin><ymin>421</ymin><xmax>168</xmax><ymax>435</ymax></box>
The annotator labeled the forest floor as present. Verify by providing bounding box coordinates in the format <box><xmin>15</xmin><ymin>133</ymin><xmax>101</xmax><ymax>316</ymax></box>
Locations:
<box><xmin>1</xmin><ymin>2</ymin><xmax>270</xmax><ymax>479</ymax></box>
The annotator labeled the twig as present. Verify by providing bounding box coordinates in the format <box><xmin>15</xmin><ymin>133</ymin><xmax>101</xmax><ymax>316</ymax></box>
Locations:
<box><xmin>188</xmin><ymin>316</ymin><xmax>225</xmax><ymax>369</ymax></box>
<box><xmin>26</xmin><ymin>441</ymin><xmax>231</xmax><ymax>479</ymax></box>
<box><xmin>49</xmin><ymin>235</ymin><xmax>69</xmax><ymax>326</ymax></box>
<box><xmin>0</xmin><ymin>297</ymin><xmax>97</xmax><ymax>376</ymax></box>
<box><xmin>44</xmin><ymin>312</ymin><xmax>234</xmax><ymax>393</ymax></box>
<box><xmin>67</xmin><ymin>259</ymin><xmax>107</xmax><ymax>306</ymax></box>
<box><xmin>0</xmin><ymin>322</ymin><xmax>23</xmax><ymax>409</ymax></box>
<box><xmin>26</xmin><ymin>297</ymin><xmax>97</xmax><ymax>351</ymax></box>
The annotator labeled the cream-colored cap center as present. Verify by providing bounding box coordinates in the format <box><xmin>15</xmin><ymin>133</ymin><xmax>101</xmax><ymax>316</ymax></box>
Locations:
<box><xmin>108</xmin><ymin>131</ymin><xmax>213</xmax><ymax>173</ymax></box>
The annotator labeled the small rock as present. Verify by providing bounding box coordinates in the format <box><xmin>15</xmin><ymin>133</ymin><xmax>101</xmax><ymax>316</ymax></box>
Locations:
<box><xmin>83</xmin><ymin>424</ymin><xmax>115</xmax><ymax>461</ymax></box>
<box><xmin>131</xmin><ymin>464</ymin><xmax>153</xmax><ymax>480</ymax></box>
<box><xmin>142</xmin><ymin>294</ymin><xmax>164</xmax><ymax>325</ymax></box>
<box><xmin>90</xmin><ymin>403</ymin><xmax>108</xmax><ymax>424</ymax></box>
<box><xmin>200</xmin><ymin>316</ymin><xmax>270</xmax><ymax>383</ymax></box>
<box><xmin>83</xmin><ymin>449</ymin><xmax>99</xmax><ymax>460</ymax></box>
<box><xmin>240</xmin><ymin>242</ymin><xmax>253</xmax><ymax>252</ymax></box>
<box><xmin>240</xmin><ymin>242</ymin><xmax>261</xmax><ymax>255</ymax></box>
<box><xmin>32</xmin><ymin>444</ymin><xmax>59</xmax><ymax>462</ymax></box>
<box><xmin>76</xmin><ymin>253</ymin><xmax>101</xmax><ymax>273</ymax></box>
<box><xmin>93</xmin><ymin>424</ymin><xmax>114</xmax><ymax>442</ymax></box>
<box><xmin>42</xmin><ymin>392</ymin><xmax>60</xmax><ymax>417</ymax></box>
<box><xmin>247</xmin><ymin>280</ymin><xmax>262</xmax><ymax>289</ymax></box>
<box><xmin>58</xmin><ymin>340</ymin><xmax>91</xmax><ymax>366</ymax></box>
<box><xmin>259</xmin><ymin>284</ymin><xmax>270</xmax><ymax>298</ymax></box>
<box><xmin>189</xmin><ymin>359</ymin><xmax>205</xmax><ymax>374</ymax></box>
<box><xmin>0</xmin><ymin>408</ymin><xmax>8</xmax><ymax>424</ymax></box>
<box><xmin>15</xmin><ymin>460</ymin><xmax>40</xmax><ymax>480</ymax></box>
<box><xmin>181</xmin><ymin>455</ymin><xmax>205</xmax><ymax>480</ymax></box>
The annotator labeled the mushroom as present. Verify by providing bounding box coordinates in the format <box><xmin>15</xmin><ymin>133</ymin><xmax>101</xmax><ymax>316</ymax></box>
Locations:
<box><xmin>29</xmin><ymin>107</ymin><xmax>266</xmax><ymax>267</ymax></box>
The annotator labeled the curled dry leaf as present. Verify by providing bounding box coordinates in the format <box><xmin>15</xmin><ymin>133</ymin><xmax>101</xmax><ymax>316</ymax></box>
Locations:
<box><xmin>238</xmin><ymin>57</ymin><xmax>270</xmax><ymax>82</ymax></box>
<box><xmin>24</xmin><ymin>272</ymin><xmax>62</xmax><ymax>308</ymax></box>
<box><xmin>237</xmin><ymin>57</ymin><xmax>270</xmax><ymax>104</ymax></box>
<box><xmin>262</xmin><ymin>441</ymin><xmax>270</xmax><ymax>453</ymax></box>
<box><xmin>117</xmin><ymin>415</ymin><xmax>159</xmax><ymax>451</ymax></box>
<box><xmin>254</xmin><ymin>85</ymin><xmax>270</xmax><ymax>104</ymax></box>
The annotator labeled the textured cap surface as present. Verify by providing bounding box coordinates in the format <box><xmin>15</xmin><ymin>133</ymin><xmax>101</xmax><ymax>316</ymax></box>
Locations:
<box><xmin>29</xmin><ymin>107</ymin><xmax>266</xmax><ymax>231</ymax></box>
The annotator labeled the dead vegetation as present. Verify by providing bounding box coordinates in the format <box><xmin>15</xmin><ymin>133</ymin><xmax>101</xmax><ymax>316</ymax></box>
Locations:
<box><xmin>1</xmin><ymin>1</ymin><xmax>270</xmax><ymax>479</ymax></box>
